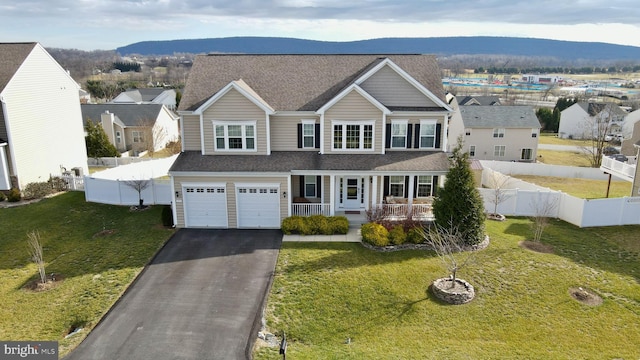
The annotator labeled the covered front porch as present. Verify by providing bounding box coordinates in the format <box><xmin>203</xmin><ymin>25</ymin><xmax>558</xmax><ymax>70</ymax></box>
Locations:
<box><xmin>288</xmin><ymin>173</ymin><xmax>441</xmax><ymax>222</ymax></box>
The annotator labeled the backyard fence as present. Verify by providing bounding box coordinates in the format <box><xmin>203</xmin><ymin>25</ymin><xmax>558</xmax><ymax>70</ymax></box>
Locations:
<box><xmin>84</xmin><ymin>177</ymin><xmax>172</xmax><ymax>206</ymax></box>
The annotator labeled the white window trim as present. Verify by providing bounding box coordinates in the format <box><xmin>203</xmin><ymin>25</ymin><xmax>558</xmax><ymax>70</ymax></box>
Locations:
<box><xmin>521</xmin><ymin>148</ymin><xmax>533</xmax><ymax>160</ymax></box>
<box><xmin>304</xmin><ymin>175</ymin><xmax>317</xmax><ymax>197</ymax></box>
<box><xmin>531</xmin><ymin>129</ymin><xmax>538</xmax><ymax>138</ymax></box>
<box><xmin>469</xmin><ymin>145</ymin><xmax>476</xmax><ymax>157</ymax></box>
<box><xmin>417</xmin><ymin>175</ymin><xmax>433</xmax><ymax>198</ymax></box>
<box><xmin>132</xmin><ymin>130</ymin><xmax>143</xmax><ymax>143</ymax></box>
<box><xmin>493</xmin><ymin>128</ymin><xmax>505</xmax><ymax>138</ymax></box>
<box><xmin>390</xmin><ymin>119</ymin><xmax>408</xmax><ymax>149</ymax></box>
<box><xmin>331</xmin><ymin>120</ymin><xmax>375</xmax><ymax>151</ymax></box>
<box><xmin>301</xmin><ymin>119</ymin><xmax>316</xmax><ymax>149</ymax></box>
<box><xmin>389</xmin><ymin>175</ymin><xmax>405</xmax><ymax>197</ymax></box>
<box><xmin>494</xmin><ymin>145</ymin><xmax>506</xmax><ymax>157</ymax></box>
<box><xmin>115</xmin><ymin>131</ymin><xmax>122</xmax><ymax>144</ymax></box>
<box><xmin>212</xmin><ymin>120</ymin><xmax>258</xmax><ymax>152</ymax></box>
<box><xmin>419</xmin><ymin>119</ymin><xmax>437</xmax><ymax>149</ymax></box>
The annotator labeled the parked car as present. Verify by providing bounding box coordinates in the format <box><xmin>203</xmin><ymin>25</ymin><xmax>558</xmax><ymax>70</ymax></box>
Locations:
<box><xmin>608</xmin><ymin>154</ymin><xmax>628</xmax><ymax>162</ymax></box>
<box><xmin>603</xmin><ymin>146</ymin><xmax>619</xmax><ymax>155</ymax></box>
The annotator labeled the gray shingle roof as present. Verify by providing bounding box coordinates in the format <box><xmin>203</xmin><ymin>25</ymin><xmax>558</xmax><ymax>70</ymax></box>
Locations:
<box><xmin>457</xmin><ymin>96</ymin><xmax>501</xmax><ymax>106</ymax></box>
<box><xmin>577</xmin><ymin>102</ymin><xmax>627</xmax><ymax>117</ymax></box>
<box><xmin>81</xmin><ymin>104</ymin><xmax>164</xmax><ymax>127</ymax></box>
<box><xmin>169</xmin><ymin>151</ymin><xmax>450</xmax><ymax>173</ymax></box>
<box><xmin>459</xmin><ymin>106</ymin><xmax>541</xmax><ymax>129</ymax></box>
<box><xmin>179</xmin><ymin>54</ymin><xmax>446</xmax><ymax>112</ymax></box>
<box><xmin>0</xmin><ymin>43</ymin><xmax>37</xmax><ymax>93</ymax></box>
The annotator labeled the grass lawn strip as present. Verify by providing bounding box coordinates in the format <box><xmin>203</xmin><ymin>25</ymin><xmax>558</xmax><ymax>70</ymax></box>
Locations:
<box><xmin>0</xmin><ymin>192</ymin><xmax>173</xmax><ymax>356</ymax></box>
<box><xmin>513</xmin><ymin>175</ymin><xmax>632</xmax><ymax>199</ymax></box>
<box><xmin>255</xmin><ymin>218</ymin><xmax>640</xmax><ymax>359</ymax></box>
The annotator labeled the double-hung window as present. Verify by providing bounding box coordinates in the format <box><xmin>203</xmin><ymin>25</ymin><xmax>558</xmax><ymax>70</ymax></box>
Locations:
<box><xmin>391</xmin><ymin>120</ymin><xmax>408</xmax><ymax>148</ymax></box>
<box><xmin>304</xmin><ymin>176</ymin><xmax>317</xmax><ymax>197</ymax></box>
<box><xmin>214</xmin><ymin>121</ymin><xmax>256</xmax><ymax>151</ymax></box>
<box><xmin>132</xmin><ymin>131</ymin><xmax>143</xmax><ymax>143</ymax></box>
<box><xmin>332</xmin><ymin>121</ymin><xmax>374</xmax><ymax>151</ymax></box>
<box><xmin>521</xmin><ymin>148</ymin><xmax>533</xmax><ymax>160</ymax></box>
<box><xmin>417</xmin><ymin>176</ymin><xmax>433</xmax><ymax>197</ymax></box>
<box><xmin>469</xmin><ymin>145</ymin><xmax>476</xmax><ymax>157</ymax></box>
<box><xmin>419</xmin><ymin>120</ymin><xmax>436</xmax><ymax>148</ymax></box>
<box><xmin>389</xmin><ymin>176</ymin><xmax>405</xmax><ymax>197</ymax></box>
<box><xmin>494</xmin><ymin>145</ymin><xmax>506</xmax><ymax>157</ymax></box>
<box><xmin>493</xmin><ymin>128</ymin><xmax>505</xmax><ymax>138</ymax></box>
<box><xmin>302</xmin><ymin>120</ymin><xmax>315</xmax><ymax>148</ymax></box>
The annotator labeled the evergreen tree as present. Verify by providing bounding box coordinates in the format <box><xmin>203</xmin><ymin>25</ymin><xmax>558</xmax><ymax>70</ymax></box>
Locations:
<box><xmin>432</xmin><ymin>138</ymin><xmax>486</xmax><ymax>246</ymax></box>
<box><xmin>85</xmin><ymin>119</ymin><xmax>120</xmax><ymax>158</ymax></box>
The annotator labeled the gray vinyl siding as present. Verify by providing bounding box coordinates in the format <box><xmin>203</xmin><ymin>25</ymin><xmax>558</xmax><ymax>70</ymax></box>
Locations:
<box><xmin>201</xmin><ymin>88</ymin><xmax>268</xmax><ymax>155</ymax></box>
<box><xmin>324</xmin><ymin>91</ymin><xmax>384</xmax><ymax>153</ymax></box>
<box><xmin>172</xmin><ymin>175</ymin><xmax>288</xmax><ymax>228</ymax></box>
<box><xmin>182</xmin><ymin>114</ymin><xmax>201</xmax><ymax>151</ymax></box>
<box><xmin>270</xmin><ymin>115</ymin><xmax>319</xmax><ymax>151</ymax></box>
<box><xmin>1</xmin><ymin>45</ymin><xmax>88</xmax><ymax>189</ymax></box>
<box><xmin>360</xmin><ymin>65</ymin><xmax>438</xmax><ymax>108</ymax></box>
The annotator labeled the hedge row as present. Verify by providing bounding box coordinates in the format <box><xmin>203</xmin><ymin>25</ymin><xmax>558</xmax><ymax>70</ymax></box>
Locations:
<box><xmin>281</xmin><ymin>215</ymin><xmax>349</xmax><ymax>235</ymax></box>
<box><xmin>361</xmin><ymin>222</ymin><xmax>426</xmax><ymax>247</ymax></box>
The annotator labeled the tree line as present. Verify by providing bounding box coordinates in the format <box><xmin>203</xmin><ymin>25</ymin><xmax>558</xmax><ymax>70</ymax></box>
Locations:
<box><xmin>476</xmin><ymin>65</ymin><xmax>640</xmax><ymax>75</ymax></box>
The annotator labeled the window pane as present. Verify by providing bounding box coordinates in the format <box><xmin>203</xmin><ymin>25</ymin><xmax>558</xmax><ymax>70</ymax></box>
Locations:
<box><xmin>346</xmin><ymin>125</ymin><xmax>359</xmax><ymax>149</ymax></box>
<box><xmin>418</xmin><ymin>184</ymin><xmax>432</xmax><ymax>197</ymax></box>
<box><xmin>391</xmin><ymin>136</ymin><xmax>406</xmax><ymax>147</ymax></box>
<box><xmin>215</xmin><ymin>125</ymin><xmax>224</xmax><ymax>135</ymax></box>
<box><xmin>303</xmin><ymin>136</ymin><xmax>314</xmax><ymax>148</ymax></box>
<box><xmin>363</xmin><ymin>125</ymin><xmax>372</xmax><ymax>149</ymax></box>
<box><xmin>216</xmin><ymin>138</ymin><xmax>225</xmax><ymax>149</ymax></box>
<box><xmin>245</xmin><ymin>125</ymin><xmax>254</xmax><ymax>137</ymax></box>
<box><xmin>303</xmin><ymin>123</ymin><xmax>314</xmax><ymax>136</ymax></box>
<box><xmin>246</xmin><ymin>138</ymin><xmax>255</xmax><ymax>149</ymax></box>
<box><xmin>421</xmin><ymin>123</ymin><xmax>435</xmax><ymax>135</ymax></box>
<box><xmin>421</xmin><ymin>137</ymin><xmax>435</xmax><ymax>148</ymax></box>
<box><xmin>229</xmin><ymin>138</ymin><xmax>243</xmax><ymax>149</ymax></box>
<box><xmin>392</xmin><ymin>123</ymin><xmax>406</xmax><ymax>135</ymax></box>
<box><xmin>333</xmin><ymin>125</ymin><xmax>342</xmax><ymax>149</ymax></box>
<box><xmin>228</xmin><ymin>125</ymin><xmax>242</xmax><ymax>136</ymax></box>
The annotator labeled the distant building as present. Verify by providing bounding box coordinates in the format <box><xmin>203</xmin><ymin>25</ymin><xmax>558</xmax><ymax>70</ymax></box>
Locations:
<box><xmin>521</xmin><ymin>74</ymin><xmax>563</xmax><ymax>84</ymax></box>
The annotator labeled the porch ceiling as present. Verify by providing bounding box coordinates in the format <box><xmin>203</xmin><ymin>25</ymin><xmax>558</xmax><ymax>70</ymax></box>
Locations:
<box><xmin>170</xmin><ymin>151</ymin><xmax>450</xmax><ymax>173</ymax></box>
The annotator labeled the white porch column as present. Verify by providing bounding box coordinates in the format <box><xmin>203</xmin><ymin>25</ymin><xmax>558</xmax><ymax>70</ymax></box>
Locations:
<box><xmin>329</xmin><ymin>175</ymin><xmax>335</xmax><ymax>215</ymax></box>
<box><xmin>371</xmin><ymin>175</ymin><xmax>378</xmax><ymax>207</ymax></box>
<box><xmin>407</xmin><ymin>175</ymin><xmax>415</xmax><ymax>205</ymax></box>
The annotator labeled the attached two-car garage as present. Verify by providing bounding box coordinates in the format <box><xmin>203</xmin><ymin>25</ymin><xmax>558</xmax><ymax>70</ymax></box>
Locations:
<box><xmin>181</xmin><ymin>182</ymin><xmax>282</xmax><ymax>229</ymax></box>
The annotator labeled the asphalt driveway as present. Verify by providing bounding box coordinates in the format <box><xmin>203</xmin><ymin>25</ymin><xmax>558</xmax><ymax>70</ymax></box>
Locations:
<box><xmin>65</xmin><ymin>229</ymin><xmax>282</xmax><ymax>360</ymax></box>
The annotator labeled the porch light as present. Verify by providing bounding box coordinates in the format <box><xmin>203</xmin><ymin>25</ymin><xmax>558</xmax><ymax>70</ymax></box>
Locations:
<box><xmin>175</xmin><ymin>191</ymin><xmax>180</xmax><ymax>198</ymax></box>
<box><xmin>283</xmin><ymin>191</ymin><xmax>287</xmax><ymax>199</ymax></box>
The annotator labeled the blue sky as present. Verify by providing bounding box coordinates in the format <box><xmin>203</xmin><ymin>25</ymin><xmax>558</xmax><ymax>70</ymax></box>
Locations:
<box><xmin>0</xmin><ymin>0</ymin><xmax>638</xmax><ymax>50</ymax></box>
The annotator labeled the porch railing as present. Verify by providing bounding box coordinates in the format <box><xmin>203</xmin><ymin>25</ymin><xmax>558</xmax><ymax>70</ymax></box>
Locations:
<box><xmin>292</xmin><ymin>203</ymin><xmax>331</xmax><ymax>216</ymax></box>
<box><xmin>371</xmin><ymin>203</ymin><xmax>435</xmax><ymax>221</ymax></box>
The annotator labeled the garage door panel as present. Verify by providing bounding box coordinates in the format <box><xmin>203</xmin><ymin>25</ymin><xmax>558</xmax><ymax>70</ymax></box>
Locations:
<box><xmin>184</xmin><ymin>186</ymin><xmax>228</xmax><ymax>228</ymax></box>
<box><xmin>237</xmin><ymin>186</ymin><xmax>280</xmax><ymax>228</ymax></box>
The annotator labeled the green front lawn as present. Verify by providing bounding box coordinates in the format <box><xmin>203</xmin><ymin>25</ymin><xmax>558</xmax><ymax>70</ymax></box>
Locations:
<box><xmin>0</xmin><ymin>192</ymin><xmax>173</xmax><ymax>356</ymax></box>
<box><xmin>513</xmin><ymin>175</ymin><xmax>633</xmax><ymax>199</ymax></box>
<box><xmin>255</xmin><ymin>219</ymin><xmax>640</xmax><ymax>359</ymax></box>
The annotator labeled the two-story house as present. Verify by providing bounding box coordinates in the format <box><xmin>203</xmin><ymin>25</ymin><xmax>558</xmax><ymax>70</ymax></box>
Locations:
<box><xmin>169</xmin><ymin>54</ymin><xmax>453</xmax><ymax>229</ymax></box>
<box><xmin>558</xmin><ymin>102</ymin><xmax>627</xmax><ymax>139</ymax></box>
<box><xmin>81</xmin><ymin>103</ymin><xmax>179</xmax><ymax>155</ymax></box>
<box><xmin>110</xmin><ymin>88</ymin><xmax>177</xmax><ymax>111</ymax></box>
<box><xmin>0</xmin><ymin>42</ymin><xmax>88</xmax><ymax>191</ymax></box>
<box><xmin>448</xmin><ymin>99</ymin><xmax>540</xmax><ymax>162</ymax></box>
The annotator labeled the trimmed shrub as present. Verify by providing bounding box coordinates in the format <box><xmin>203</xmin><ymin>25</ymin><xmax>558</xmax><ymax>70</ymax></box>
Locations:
<box><xmin>407</xmin><ymin>227</ymin><xmax>425</xmax><ymax>244</ymax></box>
<box><xmin>7</xmin><ymin>188</ymin><xmax>21</xmax><ymax>202</ymax></box>
<box><xmin>308</xmin><ymin>215</ymin><xmax>331</xmax><ymax>235</ymax></box>
<box><xmin>361</xmin><ymin>222</ymin><xmax>389</xmax><ymax>247</ymax></box>
<box><xmin>328</xmin><ymin>216</ymin><xmax>349</xmax><ymax>234</ymax></box>
<box><xmin>281</xmin><ymin>216</ymin><xmax>308</xmax><ymax>235</ymax></box>
<box><xmin>388</xmin><ymin>225</ymin><xmax>407</xmax><ymax>245</ymax></box>
<box><xmin>22</xmin><ymin>182</ymin><xmax>55</xmax><ymax>200</ymax></box>
<box><xmin>161</xmin><ymin>205</ymin><xmax>174</xmax><ymax>227</ymax></box>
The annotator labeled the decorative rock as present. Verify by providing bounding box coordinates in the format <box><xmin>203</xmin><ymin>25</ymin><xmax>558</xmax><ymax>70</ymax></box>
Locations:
<box><xmin>431</xmin><ymin>278</ymin><xmax>475</xmax><ymax>304</ymax></box>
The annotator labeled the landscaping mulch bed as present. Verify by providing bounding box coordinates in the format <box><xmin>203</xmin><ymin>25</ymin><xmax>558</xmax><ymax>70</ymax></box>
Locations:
<box><xmin>23</xmin><ymin>273</ymin><xmax>64</xmax><ymax>292</ymax></box>
<box><xmin>569</xmin><ymin>287</ymin><xmax>603</xmax><ymax>306</ymax></box>
<box><xmin>519</xmin><ymin>240</ymin><xmax>554</xmax><ymax>254</ymax></box>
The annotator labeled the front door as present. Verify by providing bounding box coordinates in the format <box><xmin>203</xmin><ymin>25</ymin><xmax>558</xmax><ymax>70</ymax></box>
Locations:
<box><xmin>343</xmin><ymin>177</ymin><xmax>361</xmax><ymax>209</ymax></box>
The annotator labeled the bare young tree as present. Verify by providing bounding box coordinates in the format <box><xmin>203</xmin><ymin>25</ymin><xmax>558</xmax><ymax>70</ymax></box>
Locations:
<box><xmin>27</xmin><ymin>231</ymin><xmax>46</xmax><ymax>285</ymax></box>
<box><xmin>487</xmin><ymin>170</ymin><xmax>513</xmax><ymax>219</ymax></box>
<box><xmin>578</xmin><ymin>104</ymin><xmax>620</xmax><ymax>167</ymax></box>
<box><xmin>420</xmin><ymin>222</ymin><xmax>478</xmax><ymax>289</ymax></box>
<box><xmin>530</xmin><ymin>193</ymin><xmax>559</xmax><ymax>243</ymax></box>
<box><xmin>135</xmin><ymin>118</ymin><xmax>168</xmax><ymax>158</ymax></box>
<box><xmin>123</xmin><ymin>179</ymin><xmax>151</xmax><ymax>208</ymax></box>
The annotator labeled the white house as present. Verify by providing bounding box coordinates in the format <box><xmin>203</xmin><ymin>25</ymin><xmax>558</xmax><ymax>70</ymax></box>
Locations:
<box><xmin>0</xmin><ymin>42</ymin><xmax>88</xmax><ymax>190</ymax></box>
<box><xmin>621</xmin><ymin>108</ymin><xmax>640</xmax><ymax>155</ymax></box>
<box><xmin>558</xmin><ymin>102</ymin><xmax>627</xmax><ymax>139</ymax></box>
<box><xmin>110</xmin><ymin>88</ymin><xmax>177</xmax><ymax>111</ymax></box>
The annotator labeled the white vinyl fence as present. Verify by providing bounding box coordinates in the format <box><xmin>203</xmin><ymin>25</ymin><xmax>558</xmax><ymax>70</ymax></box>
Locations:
<box><xmin>480</xmin><ymin>163</ymin><xmax>640</xmax><ymax>227</ymax></box>
<box><xmin>84</xmin><ymin>177</ymin><xmax>171</xmax><ymax>206</ymax></box>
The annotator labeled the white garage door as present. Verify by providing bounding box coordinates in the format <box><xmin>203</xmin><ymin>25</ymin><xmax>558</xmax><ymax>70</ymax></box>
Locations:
<box><xmin>184</xmin><ymin>186</ymin><xmax>228</xmax><ymax>228</ymax></box>
<box><xmin>236</xmin><ymin>186</ymin><xmax>281</xmax><ymax>228</ymax></box>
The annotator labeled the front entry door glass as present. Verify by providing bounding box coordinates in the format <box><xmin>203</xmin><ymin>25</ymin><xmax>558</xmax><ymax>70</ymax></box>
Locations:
<box><xmin>344</xmin><ymin>177</ymin><xmax>361</xmax><ymax>209</ymax></box>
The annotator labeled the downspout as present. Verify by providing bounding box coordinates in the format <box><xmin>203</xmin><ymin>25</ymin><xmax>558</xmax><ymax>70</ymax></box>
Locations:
<box><xmin>199</xmin><ymin>113</ymin><xmax>205</xmax><ymax>155</ymax></box>
<box><xmin>319</xmin><ymin>113</ymin><xmax>325</xmax><ymax>154</ymax></box>
<box><xmin>442</xmin><ymin>113</ymin><xmax>449</xmax><ymax>153</ymax></box>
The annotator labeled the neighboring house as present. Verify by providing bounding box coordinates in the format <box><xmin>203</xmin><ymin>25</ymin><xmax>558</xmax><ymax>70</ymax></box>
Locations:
<box><xmin>110</xmin><ymin>88</ymin><xmax>177</xmax><ymax>111</ymax></box>
<box><xmin>456</xmin><ymin>96</ymin><xmax>501</xmax><ymax>106</ymax></box>
<box><xmin>0</xmin><ymin>42</ymin><xmax>88</xmax><ymax>191</ymax></box>
<box><xmin>621</xmin><ymin>109</ymin><xmax>640</xmax><ymax>155</ymax></box>
<box><xmin>448</xmin><ymin>99</ymin><xmax>541</xmax><ymax>162</ymax></box>
<box><xmin>81</xmin><ymin>103</ymin><xmax>179</xmax><ymax>154</ymax></box>
<box><xmin>558</xmin><ymin>102</ymin><xmax>627</xmax><ymax>139</ymax></box>
<box><xmin>169</xmin><ymin>54</ymin><xmax>453</xmax><ymax>229</ymax></box>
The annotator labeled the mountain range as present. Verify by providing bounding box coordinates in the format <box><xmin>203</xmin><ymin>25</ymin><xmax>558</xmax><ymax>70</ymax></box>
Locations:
<box><xmin>116</xmin><ymin>36</ymin><xmax>640</xmax><ymax>62</ymax></box>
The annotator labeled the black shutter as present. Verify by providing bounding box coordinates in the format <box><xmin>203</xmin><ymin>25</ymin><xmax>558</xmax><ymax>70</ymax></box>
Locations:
<box><xmin>316</xmin><ymin>176</ymin><xmax>321</xmax><ymax>198</ymax></box>
<box><xmin>383</xmin><ymin>176</ymin><xmax>390</xmax><ymax>197</ymax></box>
<box><xmin>435</xmin><ymin>124</ymin><xmax>442</xmax><ymax>149</ymax></box>
<box><xmin>414</xmin><ymin>124</ymin><xmax>420</xmax><ymax>149</ymax></box>
<box><xmin>315</xmin><ymin>124</ymin><xmax>321</xmax><ymax>148</ymax></box>
<box><xmin>404</xmin><ymin>176</ymin><xmax>410</xmax><ymax>198</ymax></box>
<box><xmin>299</xmin><ymin>175</ymin><xmax>305</xmax><ymax>197</ymax></box>
<box><xmin>432</xmin><ymin>176</ymin><xmax>438</xmax><ymax>197</ymax></box>
<box><xmin>297</xmin><ymin>124</ymin><xmax>302</xmax><ymax>148</ymax></box>
<box><xmin>385</xmin><ymin>123</ymin><xmax>392</xmax><ymax>148</ymax></box>
<box><xmin>407</xmin><ymin>124</ymin><xmax>413</xmax><ymax>149</ymax></box>
<box><xmin>413</xmin><ymin>176</ymin><xmax>418</xmax><ymax>198</ymax></box>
